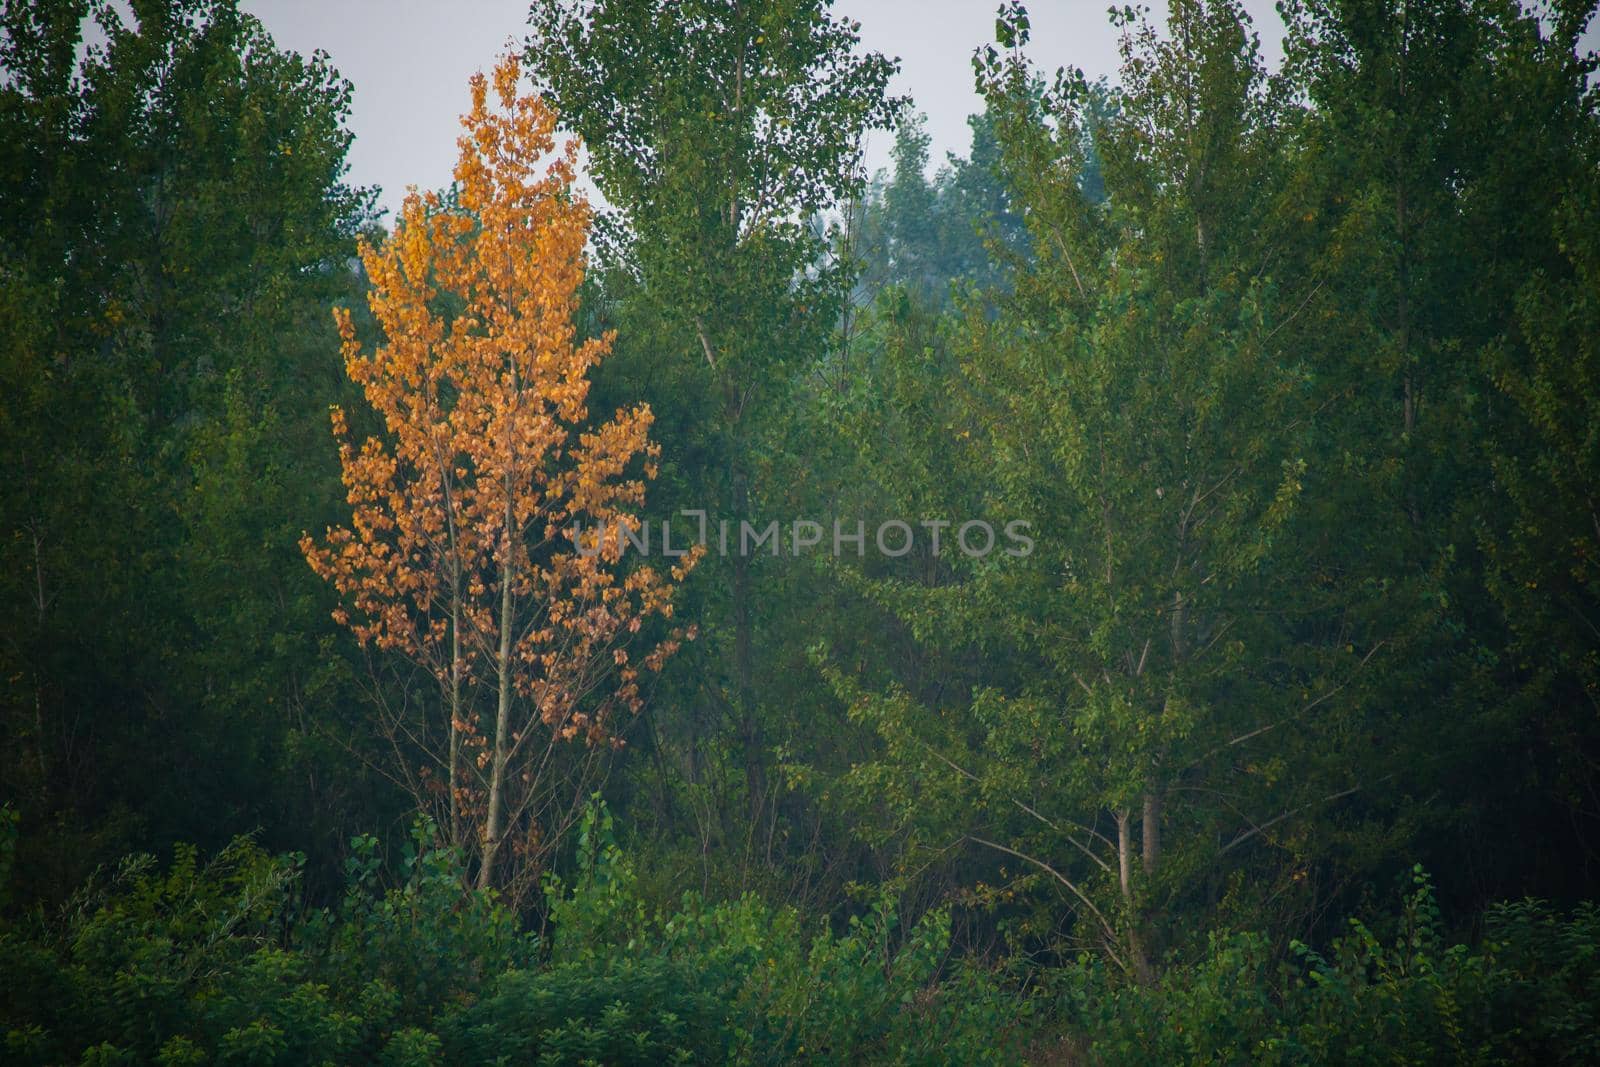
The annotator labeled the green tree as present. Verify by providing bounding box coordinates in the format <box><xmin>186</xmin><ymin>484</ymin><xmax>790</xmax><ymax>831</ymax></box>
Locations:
<box><xmin>0</xmin><ymin>0</ymin><xmax>378</xmax><ymax>897</ymax></box>
<box><xmin>1279</xmin><ymin>0</ymin><xmax>1600</xmax><ymax>907</ymax></box>
<box><xmin>848</xmin><ymin>107</ymin><xmax>1028</xmax><ymax>305</ymax></box>
<box><xmin>526</xmin><ymin>0</ymin><xmax>902</xmax><ymax>836</ymax></box>
<box><xmin>828</xmin><ymin>0</ymin><xmax>1372</xmax><ymax>980</ymax></box>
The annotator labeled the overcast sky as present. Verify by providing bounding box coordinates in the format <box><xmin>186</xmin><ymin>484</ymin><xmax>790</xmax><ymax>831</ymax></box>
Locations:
<box><xmin>234</xmin><ymin>0</ymin><xmax>1294</xmax><ymax>217</ymax></box>
<box><xmin>230</xmin><ymin>1</ymin><xmax>1592</xmax><ymax>221</ymax></box>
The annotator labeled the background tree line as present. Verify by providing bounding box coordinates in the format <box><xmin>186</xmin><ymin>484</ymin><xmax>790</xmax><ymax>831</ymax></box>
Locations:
<box><xmin>2</xmin><ymin>0</ymin><xmax>1599</xmax><ymax>1061</ymax></box>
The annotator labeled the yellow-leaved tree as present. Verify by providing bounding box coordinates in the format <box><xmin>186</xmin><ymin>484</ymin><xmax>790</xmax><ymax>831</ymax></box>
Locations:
<box><xmin>301</xmin><ymin>55</ymin><xmax>696</xmax><ymax>900</ymax></box>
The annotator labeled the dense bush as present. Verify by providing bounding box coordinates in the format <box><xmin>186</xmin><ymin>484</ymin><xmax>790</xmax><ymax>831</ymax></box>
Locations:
<box><xmin>1059</xmin><ymin>868</ymin><xmax>1600</xmax><ymax>1066</ymax></box>
<box><xmin>0</xmin><ymin>815</ymin><xmax>525</xmax><ymax>1065</ymax></box>
<box><xmin>0</xmin><ymin>807</ymin><xmax>1031</xmax><ymax>1065</ymax></box>
<box><xmin>484</xmin><ymin>800</ymin><xmax>1033</xmax><ymax>1065</ymax></box>
<box><xmin>6</xmin><ymin>805</ymin><xmax>1600</xmax><ymax>1065</ymax></box>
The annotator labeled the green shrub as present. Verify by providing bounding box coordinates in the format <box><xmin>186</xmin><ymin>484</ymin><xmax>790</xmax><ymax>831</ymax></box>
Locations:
<box><xmin>0</xmin><ymin>820</ymin><xmax>521</xmax><ymax>1064</ymax></box>
<box><xmin>446</xmin><ymin>956</ymin><xmax>731</xmax><ymax>1065</ymax></box>
<box><xmin>0</xmin><ymin>806</ymin><xmax>1033</xmax><ymax>1064</ymax></box>
<box><xmin>298</xmin><ymin>818</ymin><xmax>530</xmax><ymax>1028</ymax></box>
<box><xmin>1058</xmin><ymin>867</ymin><xmax>1600</xmax><ymax>1066</ymax></box>
<box><xmin>529</xmin><ymin>799</ymin><xmax>1033</xmax><ymax>1065</ymax></box>
<box><xmin>40</xmin><ymin>809</ymin><xmax>1593</xmax><ymax>1064</ymax></box>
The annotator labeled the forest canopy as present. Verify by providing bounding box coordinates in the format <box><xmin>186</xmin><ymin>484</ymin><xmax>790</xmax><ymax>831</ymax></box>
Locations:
<box><xmin>2</xmin><ymin>0</ymin><xmax>1599</xmax><ymax>1062</ymax></box>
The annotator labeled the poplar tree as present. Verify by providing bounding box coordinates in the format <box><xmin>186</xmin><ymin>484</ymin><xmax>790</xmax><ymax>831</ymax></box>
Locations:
<box><xmin>302</xmin><ymin>57</ymin><xmax>695</xmax><ymax>899</ymax></box>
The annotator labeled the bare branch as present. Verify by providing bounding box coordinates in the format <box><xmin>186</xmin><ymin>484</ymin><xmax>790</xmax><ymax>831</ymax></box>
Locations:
<box><xmin>967</xmin><ymin>834</ymin><xmax>1118</xmax><ymax>945</ymax></box>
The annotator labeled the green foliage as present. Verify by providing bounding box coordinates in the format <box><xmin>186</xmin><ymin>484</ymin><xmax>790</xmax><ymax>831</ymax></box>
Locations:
<box><xmin>446</xmin><ymin>957</ymin><xmax>730</xmax><ymax>1066</ymax></box>
<box><xmin>806</xmin><ymin>0</ymin><xmax>1600</xmax><ymax>990</ymax></box>
<box><xmin>848</xmin><ymin>107</ymin><xmax>1028</xmax><ymax>304</ymax></box>
<box><xmin>1061</xmin><ymin>868</ymin><xmax>1600</xmax><ymax>1065</ymax></box>
<box><xmin>1</xmin><ymin>836</ymin><xmax>303</xmax><ymax>1064</ymax></box>
<box><xmin>0</xmin><ymin>809</ymin><xmax>1032</xmax><ymax>1063</ymax></box>
<box><xmin>4</xmin><ymin>0</ymin><xmax>1600</xmax><ymax>1060</ymax></box>
<box><xmin>298</xmin><ymin>819</ymin><xmax>530</xmax><ymax>1025</ymax></box>
<box><xmin>820</xmin><ymin>0</ymin><xmax>1355</xmax><ymax>980</ymax></box>
<box><xmin>527</xmin><ymin>0</ymin><xmax>905</xmax><ymax>855</ymax></box>
<box><xmin>0</xmin><ymin>821</ymin><xmax>519</xmax><ymax>1064</ymax></box>
<box><xmin>523</xmin><ymin>800</ymin><xmax>1033</xmax><ymax>1064</ymax></box>
<box><xmin>0</xmin><ymin>0</ymin><xmax>385</xmax><ymax>900</ymax></box>
<box><xmin>8</xmin><ymin>832</ymin><xmax>1597</xmax><ymax>1063</ymax></box>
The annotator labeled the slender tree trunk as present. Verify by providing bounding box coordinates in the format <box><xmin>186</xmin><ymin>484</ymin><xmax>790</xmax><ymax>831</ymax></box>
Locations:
<box><xmin>732</xmin><ymin>468</ymin><xmax>763</xmax><ymax>822</ymax></box>
<box><xmin>1134</xmin><ymin>591</ymin><xmax>1182</xmax><ymax>965</ymax></box>
<box><xmin>695</xmin><ymin>317</ymin><xmax>763</xmax><ymax>825</ymax></box>
<box><xmin>448</xmin><ymin>584</ymin><xmax>463</xmax><ymax>847</ymax></box>
<box><xmin>1142</xmin><ymin>792</ymin><xmax>1162</xmax><ymax>876</ymax></box>
<box><xmin>1149</xmin><ymin>589</ymin><xmax>1181</xmax><ymax>877</ymax></box>
<box><xmin>479</xmin><ymin>520</ymin><xmax>516</xmax><ymax>890</ymax></box>
<box><xmin>1117</xmin><ymin>808</ymin><xmax>1133</xmax><ymax>902</ymax></box>
<box><xmin>1117</xmin><ymin>808</ymin><xmax>1155</xmax><ymax>984</ymax></box>
<box><xmin>440</xmin><ymin>470</ymin><xmax>466</xmax><ymax>848</ymax></box>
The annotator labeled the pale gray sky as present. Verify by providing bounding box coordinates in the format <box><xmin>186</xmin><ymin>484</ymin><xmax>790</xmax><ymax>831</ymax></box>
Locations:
<box><xmin>232</xmin><ymin>1</ymin><xmax>1597</xmax><ymax>221</ymax></box>
<box><xmin>235</xmin><ymin>1</ymin><xmax>1291</xmax><ymax>218</ymax></box>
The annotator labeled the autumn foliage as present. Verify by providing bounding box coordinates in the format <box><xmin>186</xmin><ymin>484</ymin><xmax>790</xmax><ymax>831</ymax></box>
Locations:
<box><xmin>300</xmin><ymin>55</ymin><xmax>695</xmax><ymax>897</ymax></box>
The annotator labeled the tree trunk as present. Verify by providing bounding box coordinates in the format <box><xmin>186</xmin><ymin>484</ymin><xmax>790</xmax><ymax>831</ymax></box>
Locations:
<box><xmin>478</xmin><ymin>525</ymin><xmax>516</xmax><ymax>890</ymax></box>
<box><xmin>448</xmin><ymin>586</ymin><xmax>463</xmax><ymax>847</ymax></box>
<box><xmin>1117</xmin><ymin>808</ymin><xmax>1155</xmax><ymax>984</ymax></box>
<box><xmin>732</xmin><ymin>468</ymin><xmax>763</xmax><ymax>822</ymax></box>
<box><xmin>1142</xmin><ymin>791</ymin><xmax>1162</xmax><ymax>876</ymax></box>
